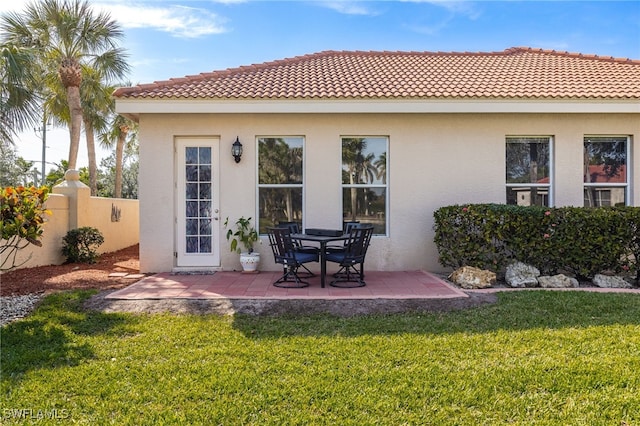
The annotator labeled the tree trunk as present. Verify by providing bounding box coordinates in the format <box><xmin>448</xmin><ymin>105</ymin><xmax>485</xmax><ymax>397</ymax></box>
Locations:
<box><xmin>84</xmin><ymin>118</ymin><xmax>98</xmax><ymax>195</ymax></box>
<box><xmin>66</xmin><ymin>85</ymin><xmax>83</xmax><ymax>170</ymax></box>
<box><xmin>115</xmin><ymin>131</ymin><xmax>126</xmax><ymax>198</ymax></box>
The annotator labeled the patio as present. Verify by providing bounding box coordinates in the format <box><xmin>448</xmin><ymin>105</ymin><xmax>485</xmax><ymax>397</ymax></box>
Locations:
<box><xmin>106</xmin><ymin>270</ymin><xmax>466</xmax><ymax>300</ymax></box>
<box><xmin>100</xmin><ymin>270</ymin><xmax>485</xmax><ymax>316</ymax></box>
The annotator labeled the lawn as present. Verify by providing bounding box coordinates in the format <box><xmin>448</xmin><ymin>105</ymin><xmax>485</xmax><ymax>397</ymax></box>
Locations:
<box><xmin>2</xmin><ymin>290</ymin><xmax>639</xmax><ymax>425</ymax></box>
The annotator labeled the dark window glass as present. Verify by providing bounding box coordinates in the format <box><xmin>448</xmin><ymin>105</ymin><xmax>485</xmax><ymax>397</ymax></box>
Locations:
<box><xmin>341</xmin><ymin>137</ymin><xmax>388</xmax><ymax>234</ymax></box>
<box><xmin>258</xmin><ymin>137</ymin><xmax>304</xmax><ymax>233</ymax></box>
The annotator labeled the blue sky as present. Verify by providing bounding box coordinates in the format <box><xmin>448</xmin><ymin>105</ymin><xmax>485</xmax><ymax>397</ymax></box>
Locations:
<box><xmin>3</xmin><ymin>0</ymin><xmax>639</xmax><ymax>168</ymax></box>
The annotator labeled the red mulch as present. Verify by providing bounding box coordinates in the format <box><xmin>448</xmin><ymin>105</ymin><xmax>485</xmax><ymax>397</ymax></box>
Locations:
<box><xmin>1</xmin><ymin>244</ymin><xmax>146</xmax><ymax>296</ymax></box>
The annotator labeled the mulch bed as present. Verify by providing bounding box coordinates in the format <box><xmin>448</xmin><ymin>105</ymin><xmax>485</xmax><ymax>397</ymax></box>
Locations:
<box><xmin>1</xmin><ymin>245</ymin><xmax>145</xmax><ymax>296</ymax></box>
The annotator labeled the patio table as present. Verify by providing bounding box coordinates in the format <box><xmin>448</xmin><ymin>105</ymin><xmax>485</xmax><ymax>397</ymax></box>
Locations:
<box><xmin>291</xmin><ymin>232</ymin><xmax>349</xmax><ymax>288</ymax></box>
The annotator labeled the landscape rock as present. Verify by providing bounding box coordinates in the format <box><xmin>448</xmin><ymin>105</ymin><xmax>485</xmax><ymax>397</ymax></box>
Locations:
<box><xmin>538</xmin><ymin>274</ymin><xmax>579</xmax><ymax>288</ymax></box>
<box><xmin>593</xmin><ymin>274</ymin><xmax>633</xmax><ymax>289</ymax></box>
<box><xmin>449</xmin><ymin>266</ymin><xmax>496</xmax><ymax>289</ymax></box>
<box><xmin>505</xmin><ymin>262</ymin><xmax>540</xmax><ymax>288</ymax></box>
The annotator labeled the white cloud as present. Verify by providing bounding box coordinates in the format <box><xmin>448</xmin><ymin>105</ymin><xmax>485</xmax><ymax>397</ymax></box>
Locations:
<box><xmin>92</xmin><ymin>2</ymin><xmax>228</xmax><ymax>38</ymax></box>
<box><xmin>1</xmin><ymin>1</ymin><xmax>228</xmax><ymax>38</ymax></box>
<box><xmin>318</xmin><ymin>1</ymin><xmax>380</xmax><ymax>16</ymax></box>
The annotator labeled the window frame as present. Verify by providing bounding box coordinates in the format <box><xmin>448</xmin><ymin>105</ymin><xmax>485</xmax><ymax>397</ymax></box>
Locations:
<box><xmin>340</xmin><ymin>135</ymin><xmax>389</xmax><ymax>236</ymax></box>
<box><xmin>505</xmin><ymin>135</ymin><xmax>554</xmax><ymax>207</ymax></box>
<box><xmin>583</xmin><ymin>135</ymin><xmax>631</xmax><ymax>207</ymax></box>
<box><xmin>256</xmin><ymin>135</ymin><xmax>306</xmax><ymax>234</ymax></box>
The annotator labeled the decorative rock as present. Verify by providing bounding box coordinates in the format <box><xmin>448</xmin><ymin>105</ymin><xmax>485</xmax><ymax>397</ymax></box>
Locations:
<box><xmin>538</xmin><ymin>274</ymin><xmax>579</xmax><ymax>288</ymax></box>
<box><xmin>505</xmin><ymin>262</ymin><xmax>540</xmax><ymax>288</ymax></box>
<box><xmin>449</xmin><ymin>266</ymin><xmax>496</xmax><ymax>289</ymax></box>
<box><xmin>0</xmin><ymin>294</ymin><xmax>42</xmax><ymax>327</ymax></box>
<box><xmin>593</xmin><ymin>274</ymin><xmax>632</xmax><ymax>289</ymax></box>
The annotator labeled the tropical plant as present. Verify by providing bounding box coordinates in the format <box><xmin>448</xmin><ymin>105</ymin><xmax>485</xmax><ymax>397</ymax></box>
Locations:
<box><xmin>81</xmin><ymin>69</ymin><xmax>115</xmax><ymax>195</ymax></box>
<box><xmin>43</xmin><ymin>159</ymin><xmax>90</xmax><ymax>189</ymax></box>
<box><xmin>0</xmin><ymin>185</ymin><xmax>51</xmax><ymax>271</ymax></box>
<box><xmin>224</xmin><ymin>216</ymin><xmax>259</xmax><ymax>254</ymax></box>
<box><xmin>0</xmin><ymin>42</ymin><xmax>40</xmax><ymax>145</ymax></box>
<box><xmin>98</xmin><ymin>142</ymin><xmax>139</xmax><ymax>199</ymax></box>
<box><xmin>1</xmin><ymin>0</ymin><xmax>130</xmax><ymax>170</ymax></box>
<box><xmin>99</xmin><ymin>106</ymin><xmax>138</xmax><ymax>199</ymax></box>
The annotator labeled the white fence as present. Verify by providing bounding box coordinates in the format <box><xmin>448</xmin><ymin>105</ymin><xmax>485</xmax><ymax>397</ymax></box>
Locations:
<box><xmin>1</xmin><ymin>170</ymin><xmax>139</xmax><ymax>271</ymax></box>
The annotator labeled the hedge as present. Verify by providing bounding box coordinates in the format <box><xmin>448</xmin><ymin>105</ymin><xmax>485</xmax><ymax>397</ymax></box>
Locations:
<box><xmin>433</xmin><ymin>204</ymin><xmax>639</xmax><ymax>281</ymax></box>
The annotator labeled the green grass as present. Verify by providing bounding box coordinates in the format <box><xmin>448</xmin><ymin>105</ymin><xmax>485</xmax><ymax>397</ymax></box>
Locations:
<box><xmin>2</xmin><ymin>291</ymin><xmax>640</xmax><ymax>425</ymax></box>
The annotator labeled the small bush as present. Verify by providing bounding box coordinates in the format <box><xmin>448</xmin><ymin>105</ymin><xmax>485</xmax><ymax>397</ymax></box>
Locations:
<box><xmin>62</xmin><ymin>227</ymin><xmax>104</xmax><ymax>263</ymax></box>
<box><xmin>434</xmin><ymin>204</ymin><xmax>639</xmax><ymax>280</ymax></box>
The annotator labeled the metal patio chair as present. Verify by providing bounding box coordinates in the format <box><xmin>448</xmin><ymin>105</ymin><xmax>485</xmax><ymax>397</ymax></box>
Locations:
<box><xmin>267</xmin><ymin>227</ymin><xmax>319</xmax><ymax>288</ymax></box>
<box><xmin>276</xmin><ymin>221</ymin><xmax>318</xmax><ymax>276</ymax></box>
<box><xmin>325</xmin><ymin>225</ymin><xmax>374</xmax><ymax>288</ymax></box>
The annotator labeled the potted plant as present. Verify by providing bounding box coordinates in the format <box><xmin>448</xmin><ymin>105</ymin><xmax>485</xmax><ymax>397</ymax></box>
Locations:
<box><xmin>224</xmin><ymin>216</ymin><xmax>260</xmax><ymax>272</ymax></box>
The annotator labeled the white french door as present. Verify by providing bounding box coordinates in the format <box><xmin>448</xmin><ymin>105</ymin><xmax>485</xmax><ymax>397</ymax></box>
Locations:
<box><xmin>175</xmin><ymin>137</ymin><xmax>220</xmax><ymax>267</ymax></box>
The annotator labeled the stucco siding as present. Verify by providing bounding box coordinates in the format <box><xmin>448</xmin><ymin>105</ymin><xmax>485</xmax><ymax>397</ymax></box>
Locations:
<box><xmin>137</xmin><ymin>112</ymin><xmax>639</xmax><ymax>273</ymax></box>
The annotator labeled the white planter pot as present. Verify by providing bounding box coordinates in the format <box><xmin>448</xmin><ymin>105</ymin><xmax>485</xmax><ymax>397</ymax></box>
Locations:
<box><xmin>239</xmin><ymin>252</ymin><xmax>260</xmax><ymax>272</ymax></box>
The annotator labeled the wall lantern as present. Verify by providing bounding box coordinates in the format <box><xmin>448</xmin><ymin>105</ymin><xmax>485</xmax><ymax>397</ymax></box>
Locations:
<box><xmin>232</xmin><ymin>137</ymin><xmax>243</xmax><ymax>163</ymax></box>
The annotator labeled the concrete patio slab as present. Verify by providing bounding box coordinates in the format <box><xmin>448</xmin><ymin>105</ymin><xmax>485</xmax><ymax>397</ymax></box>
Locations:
<box><xmin>106</xmin><ymin>270</ymin><xmax>467</xmax><ymax>301</ymax></box>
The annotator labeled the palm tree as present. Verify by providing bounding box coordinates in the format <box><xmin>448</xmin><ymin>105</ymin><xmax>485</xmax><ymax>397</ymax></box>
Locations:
<box><xmin>1</xmin><ymin>0</ymin><xmax>129</xmax><ymax>170</ymax></box>
<box><xmin>100</xmin><ymin>111</ymin><xmax>138</xmax><ymax>198</ymax></box>
<box><xmin>0</xmin><ymin>43</ymin><xmax>40</xmax><ymax>145</ymax></box>
<box><xmin>375</xmin><ymin>152</ymin><xmax>387</xmax><ymax>184</ymax></box>
<box><xmin>342</xmin><ymin>138</ymin><xmax>378</xmax><ymax>221</ymax></box>
<box><xmin>81</xmin><ymin>68</ymin><xmax>114</xmax><ymax>195</ymax></box>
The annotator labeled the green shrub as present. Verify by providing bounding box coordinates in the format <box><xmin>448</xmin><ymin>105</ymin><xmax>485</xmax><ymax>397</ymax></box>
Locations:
<box><xmin>62</xmin><ymin>227</ymin><xmax>104</xmax><ymax>263</ymax></box>
<box><xmin>434</xmin><ymin>204</ymin><xmax>639</xmax><ymax>281</ymax></box>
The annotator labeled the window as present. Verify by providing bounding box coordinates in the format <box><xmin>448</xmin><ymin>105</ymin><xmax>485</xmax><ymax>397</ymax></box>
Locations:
<box><xmin>506</xmin><ymin>137</ymin><xmax>552</xmax><ymax>207</ymax></box>
<box><xmin>584</xmin><ymin>136</ymin><xmax>629</xmax><ymax>207</ymax></box>
<box><xmin>258</xmin><ymin>137</ymin><xmax>304</xmax><ymax>234</ymax></box>
<box><xmin>341</xmin><ymin>136</ymin><xmax>388</xmax><ymax>235</ymax></box>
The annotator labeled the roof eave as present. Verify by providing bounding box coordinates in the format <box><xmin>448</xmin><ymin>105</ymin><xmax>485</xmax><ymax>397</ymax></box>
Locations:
<box><xmin>116</xmin><ymin>98</ymin><xmax>640</xmax><ymax>117</ymax></box>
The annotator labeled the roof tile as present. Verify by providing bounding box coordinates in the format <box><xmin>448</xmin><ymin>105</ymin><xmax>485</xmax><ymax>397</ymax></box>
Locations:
<box><xmin>113</xmin><ymin>47</ymin><xmax>640</xmax><ymax>100</ymax></box>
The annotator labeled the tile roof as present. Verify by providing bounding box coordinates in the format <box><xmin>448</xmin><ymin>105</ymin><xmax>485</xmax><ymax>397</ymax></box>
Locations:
<box><xmin>113</xmin><ymin>47</ymin><xmax>640</xmax><ymax>100</ymax></box>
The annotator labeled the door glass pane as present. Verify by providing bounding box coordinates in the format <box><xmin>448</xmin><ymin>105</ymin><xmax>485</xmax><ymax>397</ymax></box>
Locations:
<box><xmin>186</xmin><ymin>237</ymin><xmax>198</xmax><ymax>253</ymax></box>
<box><xmin>184</xmin><ymin>146</ymin><xmax>213</xmax><ymax>254</ymax></box>
<box><xmin>186</xmin><ymin>219</ymin><xmax>198</xmax><ymax>236</ymax></box>
<box><xmin>199</xmin><ymin>165</ymin><xmax>211</xmax><ymax>182</ymax></box>
<box><xmin>199</xmin><ymin>148</ymin><xmax>211</xmax><ymax>164</ymax></box>
<box><xmin>199</xmin><ymin>183</ymin><xmax>211</xmax><ymax>200</ymax></box>
<box><xmin>199</xmin><ymin>201</ymin><xmax>212</xmax><ymax>217</ymax></box>
<box><xmin>186</xmin><ymin>201</ymin><xmax>198</xmax><ymax>217</ymax></box>
<box><xmin>186</xmin><ymin>165</ymin><xmax>198</xmax><ymax>182</ymax></box>
<box><xmin>185</xmin><ymin>147</ymin><xmax>198</xmax><ymax>164</ymax></box>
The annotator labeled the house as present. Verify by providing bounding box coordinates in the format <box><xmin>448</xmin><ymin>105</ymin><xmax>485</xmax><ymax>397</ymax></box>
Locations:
<box><xmin>113</xmin><ymin>47</ymin><xmax>640</xmax><ymax>274</ymax></box>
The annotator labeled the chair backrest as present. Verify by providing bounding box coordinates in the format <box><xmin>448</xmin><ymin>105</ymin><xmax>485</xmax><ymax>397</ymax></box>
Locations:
<box><xmin>267</xmin><ymin>227</ymin><xmax>296</xmax><ymax>262</ymax></box>
<box><xmin>342</xmin><ymin>225</ymin><xmax>374</xmax><ymax>263</ymax></box>
<box><xmin>277</xmin><ymin>221</ymin><xmax>301</xmax><ymax>234</ymax></box>
<box><xmin>343</xmin><ymin>221</ymin><xmax>360</xmax><ymax>234</ymax></box>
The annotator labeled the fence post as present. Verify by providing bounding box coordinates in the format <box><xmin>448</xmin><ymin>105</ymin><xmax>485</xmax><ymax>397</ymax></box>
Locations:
<box><xmin>52</xmin><ymin>170</ymin><xmax>91</xmax><ymax>231</ymax></box>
